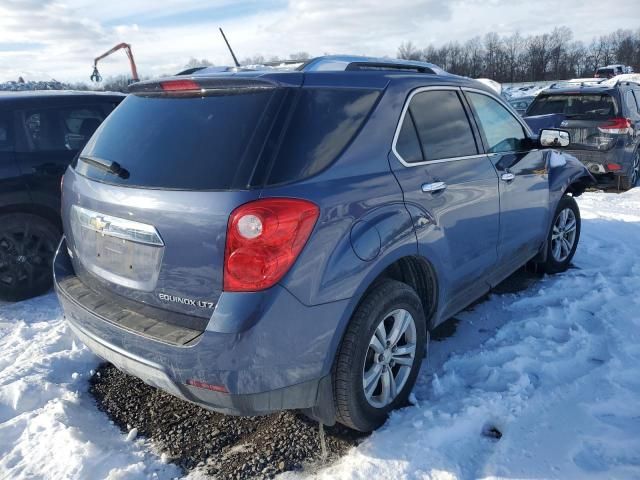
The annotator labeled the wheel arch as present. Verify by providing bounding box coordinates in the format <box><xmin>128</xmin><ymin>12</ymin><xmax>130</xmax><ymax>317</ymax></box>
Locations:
<box><xmin>315</xmin><ymin>253</ymin><xmax>439</xmax><ymax>427</ymax></box>
<box><xmin>0</xmin><ymin>203</ymin><xmax>61</xmax><ymax>231</ymax></box>
<box><xmin>327</xmin><ymin>252</ymin><xmax>439</xmax><ymax>373</ymax></box>
<box><xmin>365</xmin><ymin>255</ymin><xmax>438</xmax><ymax>330</ymax></box>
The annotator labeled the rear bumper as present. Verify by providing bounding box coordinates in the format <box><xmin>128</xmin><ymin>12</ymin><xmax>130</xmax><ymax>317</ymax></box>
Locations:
<box><xmin>54</xmin><ymin>237</ymin><xmax>348</xmax><ymax>419</ymax></box>
<box><xmin>565</xmin><ymin>149</ymin><xmax>626</xmax><ymax>179</ymax></box>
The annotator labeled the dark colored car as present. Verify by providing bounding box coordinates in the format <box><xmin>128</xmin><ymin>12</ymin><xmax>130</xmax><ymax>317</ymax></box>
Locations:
<box><xmin>508</xmin><ymin>96</ymin><xmax>535</xmax><ymax>116</ymax></box>
<box><xmin>0</xmin><ymin>91</ymin><xmax>124</xmax><ymax>300</ymax></box>
<box><xmin>594</xmin><ymin>65</ymin><xmax>631</xmax><ymax>79</ymax></box>
<box><xmin>524</xmin><ymin>79</ymin><xmax>640</xmax><ymax>190</ymax></box>
<box><xmin>54</xmin><ymin>56</ymin><xmax>593</xmax><ymax>432</ymax></box>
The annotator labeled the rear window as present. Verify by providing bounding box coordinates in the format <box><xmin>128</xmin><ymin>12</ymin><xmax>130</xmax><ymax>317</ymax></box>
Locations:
<box><xmin>527</xmin><ymin>94</ymin><xmax>618</xmax><ymax>118</ymax></box>
<box><xmin>76</xmin><ymin>87</ymin><xmax>379</xmax><ymax>190</ymax></box>
<box><xmin>77</xmin><ymin>92</ymin><xmax>275</xmax><ymax>190</ymax></box>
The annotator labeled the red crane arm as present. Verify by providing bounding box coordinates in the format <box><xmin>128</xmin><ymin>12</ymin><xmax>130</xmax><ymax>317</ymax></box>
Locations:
<box><xmin>93</xmin><ymin>43</ymin><xmax>139</xmax><ymax>82</ymax></box>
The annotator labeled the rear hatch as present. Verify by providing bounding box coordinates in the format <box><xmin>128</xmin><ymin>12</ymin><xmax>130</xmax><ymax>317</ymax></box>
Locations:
<box><xmin>63</xmin><ymin>75</ymin><xmax>301</xmax><ymax>318</ymax></box>
<box><xmin>525</xmin><ymin>91</ymin><xmax>624</xmax><ymax>151</ymax></box>
<box><xmin>62</xmin><ymin>73</ymin><xmax>381</xmax><ymax>319</ymax></box>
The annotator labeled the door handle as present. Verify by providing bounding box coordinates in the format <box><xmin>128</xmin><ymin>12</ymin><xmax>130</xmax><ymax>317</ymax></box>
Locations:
<box><xmin>421</xmin><ymin>181</ymin><xmax>447</xmax><ymax>193</ymax></box>
<box><xmin>501</xmin><ymin>172</ymin><xmax>516</xmax><ymax>182</ymax></box>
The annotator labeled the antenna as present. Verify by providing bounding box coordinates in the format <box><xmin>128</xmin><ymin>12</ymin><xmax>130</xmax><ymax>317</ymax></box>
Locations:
<box><xmin>219</xmin><ymin>28</ymin><xmax>240</xmax><ymax>68</ymax></box>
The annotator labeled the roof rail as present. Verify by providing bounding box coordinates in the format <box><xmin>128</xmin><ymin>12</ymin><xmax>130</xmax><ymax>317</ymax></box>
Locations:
<box><xmin>299</xmin><ymin>55</ymin><xmax>445</xmax><ymax>75</ymax></box>
<box><xmin>548</xmin><ymin>78</ymin><xmax>607</xmax><ymax>89</ymax></box>
<box><xmin>179</xmin><ymin>55</ymin><xmax>447</xmax><ymax>77</ymax></box>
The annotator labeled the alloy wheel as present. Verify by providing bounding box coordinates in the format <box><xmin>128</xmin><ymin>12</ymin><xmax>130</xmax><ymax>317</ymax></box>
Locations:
<box><xmin>362</xmin><ymin>308</ymin><xmax>417</xmax><ymax>408</ymax></box>
<box><xmin>0</xmin><ymin>222</ymin><xmax>56</xmax><ymax>291</ymax></box>
<box><xmin>551</xmin><ymin>208</ymin><xmax>577</xmax><ymax>262</ymax></box>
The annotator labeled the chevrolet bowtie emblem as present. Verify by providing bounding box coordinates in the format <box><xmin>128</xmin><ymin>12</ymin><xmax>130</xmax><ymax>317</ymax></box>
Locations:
<box><xmin>90</xmin><ymin>216</ymin><xmax>109</xmax><ymax>232</ymax></box>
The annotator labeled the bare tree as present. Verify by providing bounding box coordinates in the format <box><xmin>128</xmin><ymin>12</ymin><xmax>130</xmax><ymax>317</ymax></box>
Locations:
<box><xmin>184</xmin><ymin>57</ymin><xmax>213</xmax><ymax>69</ymax></box>
<box><xmin>398</xmin><ymin>41</ymin><xmax>422</xmax><ymax>61</ymax></box>
<box><xmin>289</xmin><ymin>52</ymin><xmax>311</xmax><ymax>61</ymax></box>
<box><xmin>397</xmin><ymin>27</ymin><xmax>640</xmax><ymax>82</ymax></box>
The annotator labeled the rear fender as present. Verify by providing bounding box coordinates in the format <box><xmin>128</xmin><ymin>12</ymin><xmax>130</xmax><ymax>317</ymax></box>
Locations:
<box><xmin>283</xmin><ymin>201</ymin><xmax>420</xmax><ymax>373</ymax></box>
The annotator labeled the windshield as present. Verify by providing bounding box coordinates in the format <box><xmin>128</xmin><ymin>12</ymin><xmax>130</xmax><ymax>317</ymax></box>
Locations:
<box><xmin>527</xmin><ymin>94</ymin><xmax>618</xmax><ymax>118</ymax></box>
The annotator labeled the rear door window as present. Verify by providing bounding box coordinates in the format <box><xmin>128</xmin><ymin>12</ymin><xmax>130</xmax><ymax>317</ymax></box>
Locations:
<box><xmin>406</xmin><ymin>90</ymin><xmax>478</xmax><ymax>161</ymax></box>
<box><xmin>466</xmin><ymin>92</ymin><xmax>528</xmax><ymax>153</ymax></box>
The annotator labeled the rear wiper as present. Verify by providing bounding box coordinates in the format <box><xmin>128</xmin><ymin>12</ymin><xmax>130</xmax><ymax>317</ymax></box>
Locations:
<box><xmin>80</xmin><ymin>156</ymin><xmax>129</xmax><ymax>179</ymax></box>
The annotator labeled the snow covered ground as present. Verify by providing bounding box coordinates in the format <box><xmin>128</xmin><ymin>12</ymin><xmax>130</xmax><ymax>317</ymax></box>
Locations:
<box><xmin>1</xmin><ymin>190</ymin><xmax>639</xmax><ymax>480</ymax></box>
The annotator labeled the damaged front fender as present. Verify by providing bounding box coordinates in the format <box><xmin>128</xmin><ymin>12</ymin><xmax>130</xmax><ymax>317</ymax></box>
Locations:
<box><xmin>548</xmin><ymin>150</ymin><xmax>596</xmax><ymax>204</ymax></box>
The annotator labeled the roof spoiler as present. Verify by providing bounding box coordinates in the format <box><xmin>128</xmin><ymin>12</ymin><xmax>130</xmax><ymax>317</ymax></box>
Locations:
<box><xmin>128</xmin><ymin>76</ymin><xmax>279</xmax><ymax>97</ymax></box>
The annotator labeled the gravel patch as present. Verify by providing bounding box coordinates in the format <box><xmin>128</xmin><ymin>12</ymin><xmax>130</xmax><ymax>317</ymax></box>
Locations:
<box><xmin>89</xmin><ymin>364</ymin><xmax>364</xmax><ymax>479</ymax></box>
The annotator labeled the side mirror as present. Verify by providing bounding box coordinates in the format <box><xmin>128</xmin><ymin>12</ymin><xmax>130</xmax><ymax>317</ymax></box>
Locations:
<box><xmin>540</xmin><ymin>129</ymin><xmax>570</xmax><ymax>148</ymax></box>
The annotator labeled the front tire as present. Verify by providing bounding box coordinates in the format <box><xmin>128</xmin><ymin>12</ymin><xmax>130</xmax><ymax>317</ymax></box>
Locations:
<box><xmin>0</xmin><ymin>213</ymin><xmax>60</xmax><ymax>302</ymax></box>
<box><xmin>333</xmin><ymin>279</ymin><xmax>427</xmax><ymax>432</ymax></box>
<box><xmin>541</xmin><ymin>195</ymin><xmax>581</xmax><ymax>274</ymax></box>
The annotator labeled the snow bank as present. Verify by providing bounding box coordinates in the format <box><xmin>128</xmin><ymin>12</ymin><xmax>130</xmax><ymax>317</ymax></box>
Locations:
<box><xmin>0</xmin><ymin>296</ymin><xmax>180</xmax><ymax>479</ymax></box>
<box><xmin>1</xmin><ymin>190</ymin><xmax>639</xmax><ymax>479</ymax></box>
<box><xmin>0</xmin><ymin>80</ymin><xmax>75</xmax><ymax>91</ymax></box>
<box><xmin>307</xmin><ymin>190</ymin><xmax>640</xmax><ymax>479</ymax></box>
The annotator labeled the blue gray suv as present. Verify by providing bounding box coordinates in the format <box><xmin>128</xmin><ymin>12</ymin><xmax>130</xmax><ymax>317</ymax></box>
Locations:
<box><xmin>54</xmin><ymin>56</ymin><xmax>593</xmax><ymax>432</ymax></box>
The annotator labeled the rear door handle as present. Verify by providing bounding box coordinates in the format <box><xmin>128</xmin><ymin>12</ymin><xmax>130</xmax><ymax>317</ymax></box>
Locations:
<box><xmin>421</xmin><ymin>181</ymin><xmax>447</xmax><ymax>193</ymax></box>
<box><xmin>501</xmin><ymin>172</ymin><xmax>516</xmax><ymax>182</ymax></box>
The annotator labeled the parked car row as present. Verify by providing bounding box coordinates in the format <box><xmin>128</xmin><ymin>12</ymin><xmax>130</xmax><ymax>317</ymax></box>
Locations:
<box><xmin>42</xmin><ymin>55</ymin><xmax>595</xmax><ymax>432</ymax></box>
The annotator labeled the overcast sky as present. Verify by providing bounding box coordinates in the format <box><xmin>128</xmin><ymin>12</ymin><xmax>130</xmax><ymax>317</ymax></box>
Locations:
<box><xmin>1</xmin><ymin>0</ymin><xmax>639</xmax><ymax>83</ymax></box>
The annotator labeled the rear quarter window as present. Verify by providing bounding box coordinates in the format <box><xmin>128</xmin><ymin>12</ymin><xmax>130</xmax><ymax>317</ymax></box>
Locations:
<box><xmin>265</xmin><ymin>88</ymin><xmax>380</xmax><ymax>185</ymax></box>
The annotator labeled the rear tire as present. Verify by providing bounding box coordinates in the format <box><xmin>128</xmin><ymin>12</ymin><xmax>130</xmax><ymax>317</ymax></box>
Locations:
<box><xmin>619</xmin><ymin>150</ymin><xmax>639</xmax><ymax>191</ymax></box>
<box><xmin>0</xmin><ymin>213</ymin><xmax>60</xmax><ymax>302</ymax></box>
<box><xmin>541</xmin><ymin>195</ymin><xmax>581</xmax><ymax>274</ymax></box>
<box><xmin>333</xmin><ymin>279</ymin><xmax>427</xmax><ymax>432</ymax></box>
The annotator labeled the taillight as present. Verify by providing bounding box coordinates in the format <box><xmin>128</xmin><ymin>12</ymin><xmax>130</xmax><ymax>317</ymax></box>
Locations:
<box><xmin>598</xmin><ymin>118</ymin><xmax>632</xmax><ymax>134</ymax></box>
<box><xmin>607</xmin><ymin>163</ymin><xmax>622</xmax><ymax>171</ymax></box>
<box><xmin>224</xmin><ymin>198</ymin><xmax>319</xmax><ymax>292</ymax></box>
<box><xmin>160</xmin><ymin>79</ymin><xmax>201</xmax><ymax>92</ymax></box>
